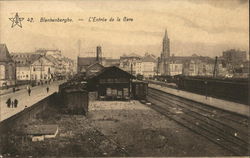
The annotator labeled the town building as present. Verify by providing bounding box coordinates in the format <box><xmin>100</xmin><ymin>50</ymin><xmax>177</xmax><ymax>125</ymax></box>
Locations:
<box><xmin>242</xmin><ymin>61</ymin><xmax>249</xmax><ymax>77</ymax></box>
<box><xmin>30</xmin><ymin>56</ymin><xmax>56</xmax><ymax>83</ymax></box>
<box><xmin>16</xmin><ymin>65</ymin><xmax>31</xmax><ymax>80</ymax></box>
<box><xmin>169</xmin><ymin>59</ymin><xmax>183</xmax><ymax>76</ymax></box>
<box><xmin>77</xmin><ymin>46</ymin><xmax>102</xmax><ymax>73</ymax></box>
<box><xmin>102</xmin><ymin>58</ymin><xmax>120</xmax><ymax>67</ymax></box>
<box><xmin>141</xmin><ymin>55</ymin><xmax>156</xmax><ymax>78</ymax></box>
<box><xmin>35</xmin><ymin>49</ymin><xmax>75</xmax><ymax>78</ymax></box>
<box><xmin>222</xmin><ymin>49</ymin><xmax>247</xmax><ymax>75</ymax></box>
<box><xmin>119</xmin><ymin>53</ymin><xmax>142</xmax><ymax>76</ymax></box>
<box><xmin>11</xmin><ymin>50</ymin><xmax>74</xmax><ymax>81</ymax></box>
<box><xmin>0</xmin><ymin>44</ymin><xmax>16</xmax><ymax>87</ymax></box>
<box><xmin>62</xmin><ymin>57</ymin><xmax>75</xmax><ymax>78</ymax></box>
<box><xmin>11</xmin><ymin>53</ymin><xmax>41</xmax><ymax>81</ymax></box>
<box><xmin>222</xmin><ymin>49</ymin><xmax>247</xmax><ymax>64</ymax></box>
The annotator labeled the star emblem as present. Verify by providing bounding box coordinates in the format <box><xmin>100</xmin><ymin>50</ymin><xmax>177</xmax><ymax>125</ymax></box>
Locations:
<box><xmin>9</xmin><ymin>13</ymin><xmax>24</xmax><ymax>28</ymax></box>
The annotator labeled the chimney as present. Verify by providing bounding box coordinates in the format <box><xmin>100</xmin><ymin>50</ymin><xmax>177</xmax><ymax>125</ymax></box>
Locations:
<box><xmin>96</xmin><ymin>46</ymin><xmax>102</xmax><ymax>63</ymax></box>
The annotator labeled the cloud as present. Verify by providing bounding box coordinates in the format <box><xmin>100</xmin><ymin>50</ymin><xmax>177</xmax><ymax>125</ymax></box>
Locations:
<box><xmin>188</xmin><ymin>0</ymin><xmax>249</xmax><ymax>9</ymax></box>
<box><xmin>0</xmin><ymin>0</ymin><xmax>248</xmax><ymax>59</ymax></box>
<box><xmin>168</xmin><ymin>13</ymin><xmax>248</xmax><ymax>34</ymax></box>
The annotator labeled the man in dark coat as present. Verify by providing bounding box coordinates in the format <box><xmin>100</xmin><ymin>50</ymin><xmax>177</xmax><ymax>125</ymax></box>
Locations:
<box><xmin>14</xmin><ymin>99</ymin><xmax>18</xmax><ymax>108</ymax></box>
<box><xmin>28</xmin><ymin>87</ymin><xmax>31</xmax><ymax>96</ymax></box>
<box><xmin>6</xmin><ymin>98</ymin><xmax>11</xmax><ymax>108</ymax></box>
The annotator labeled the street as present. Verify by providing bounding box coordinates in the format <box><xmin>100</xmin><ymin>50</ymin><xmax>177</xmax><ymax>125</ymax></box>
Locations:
<box><xmin>0</xmin><ymin>81</ymin><xmax>63</xmax><ymax>121</ymax></box>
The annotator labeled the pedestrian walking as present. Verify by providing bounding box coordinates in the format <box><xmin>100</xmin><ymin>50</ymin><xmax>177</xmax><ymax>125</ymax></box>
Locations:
<box><xmin>6</xmin><ymin>98</ymin><xmax>11</xmax><ymax>108</ymax></box>
<box><xmin>28</xmin><ymin>87</ymin><xmax>31</xmax><ymax>96</ymax></box>
<box><xmin>46</xmin><ymin>86</ymin><xmax>49</xmax><ymax>93</ymax></box>
<box><xmin>14</xmin><ymin>99</ymin><xmax>18</xmax><ymax>108</ymax></box>
<box><xmin>11</xmin><ymin>100</ymin><xmax>14</xmax><ymax>108</ymax></box>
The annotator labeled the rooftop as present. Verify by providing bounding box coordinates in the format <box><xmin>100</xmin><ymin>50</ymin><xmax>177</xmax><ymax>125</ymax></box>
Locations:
<box><xmin>11</xmin><ymin>53</ymin><xmax>41</xmax><ymax>66</ymax></box>
<box><xmin>142</xmin><ymin>55</ymin><xmax>156</xmax><ymax>62</ymax></box>
<box><xmin>0</xmin><ymin>44</ymin><xmax>13</xmax><ymax>62</ymax></box>
<box><xmin>78</xmin><ymin>57</ymin><xmax>99</xmax><ymax>66</ymax></box>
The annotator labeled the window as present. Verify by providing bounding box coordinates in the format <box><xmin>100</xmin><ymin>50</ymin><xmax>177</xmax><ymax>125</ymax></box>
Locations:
<box><xmin>107</xmin><ymin>78</ymin><xmax>113</xmax><ymax>83</ymax></box>
<box><xmin>175</xmin><ymin>65</ymin><xmax>178</xmax><ymax>71</ymax></box>
<box><xmin>100</xmin><ymin>79</ymin><xmax>106</xmax><ymax>83</ymax></box>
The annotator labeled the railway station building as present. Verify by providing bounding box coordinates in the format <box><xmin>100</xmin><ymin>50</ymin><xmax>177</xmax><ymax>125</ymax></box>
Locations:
<box><xmin>87</xmin><ymin>66</ymin><xmax>135</xmax><ymax>100</ymax></box>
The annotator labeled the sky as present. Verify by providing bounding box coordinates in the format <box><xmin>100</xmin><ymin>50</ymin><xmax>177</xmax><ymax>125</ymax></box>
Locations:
<box><xmin>0</xmin><ymin>0</ymin><xmax>249</xmax><ymax>60</ymax></box>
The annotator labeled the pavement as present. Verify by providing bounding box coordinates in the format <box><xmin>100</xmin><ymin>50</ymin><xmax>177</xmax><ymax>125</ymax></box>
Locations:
<box><xmin>0</xmin><ymin>81</ymin><xmax>64</xmax><ymax>121</ymax></box>
<box><xmin>0</xmin><ymin>85</ymin><xmax>27</xmax><ymax>96</ymax></box>
<box><xmin>149</xmin><ymin>84</ymin><xmax>250</xmax><ymax>117</ymax></box>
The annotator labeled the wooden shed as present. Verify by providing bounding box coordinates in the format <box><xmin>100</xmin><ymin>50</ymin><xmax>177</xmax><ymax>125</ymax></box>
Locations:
<box><xmin>59</xmin><ymin>82</ymin><xmax>89</xmax><ymax>115</ymax></box>
<box><xmin>87</xmin><ymin>66</ymin><xmax>135</xmax><ymax>100</ymax></box>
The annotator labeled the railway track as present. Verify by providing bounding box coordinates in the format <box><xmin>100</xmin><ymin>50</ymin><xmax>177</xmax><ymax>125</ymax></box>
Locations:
<box><xmin>147</xmin><ymin>87</ymin><xmax>249</xmax><ymax>156</ymax></box>
<box><xmin>87</xmin><ymin>123</ymin><xmax>130</xmax><ymax>156</ymax></box>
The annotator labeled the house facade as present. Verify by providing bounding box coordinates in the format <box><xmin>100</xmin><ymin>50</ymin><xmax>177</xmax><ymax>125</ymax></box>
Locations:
<box><xmin>16</xmin><ymin>66</ymin><xmax>31</xmax><ymax>80</ymax></box>
<box><xmin>30</xmin><ymin>56</ymin><xmax>55</xmax><ymax>83</ymax></box>
<box><xmin>119</xmin><ymin>54</ymin><xmax>142</xmax><ymax>76</ymax></box>
<box><xmin>141</xmin><ymin>55</ymin><xmax>156</xmax><ymax>78</ymax></box>
<box><xmin>0</xmin><ymin>44</ymin><xmax>16</xmax><ymax>87</ymax></box>
<box><xmin>11</xmin><ymin>53</ymin><xmax>41</xmax><ymax>81</ymax></box>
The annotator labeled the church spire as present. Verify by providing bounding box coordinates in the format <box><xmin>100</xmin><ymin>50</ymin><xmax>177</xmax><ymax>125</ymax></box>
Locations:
<box><xmin>164</xmin><ymin>28</ymin><xmax>168</xmax><ymax>38</ymax></box>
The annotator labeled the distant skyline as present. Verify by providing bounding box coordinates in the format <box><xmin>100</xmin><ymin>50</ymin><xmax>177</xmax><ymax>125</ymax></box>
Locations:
<box><xmin>0</xmin><ymin>0</ymin><xmax>249</xmax><ymax>60</ymax></box>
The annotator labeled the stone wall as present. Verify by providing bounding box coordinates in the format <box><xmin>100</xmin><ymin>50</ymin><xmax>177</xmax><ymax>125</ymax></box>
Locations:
<box><xmin>0</xmin><ymin>93</ymin><xmax>58</xmax><ymax>154</ymax></box>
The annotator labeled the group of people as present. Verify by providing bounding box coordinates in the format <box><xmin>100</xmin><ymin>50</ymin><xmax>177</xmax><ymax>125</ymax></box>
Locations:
<box><xmin>5</xmin><ymin>85</ymin><xmax>50</xmax><ymax>108</ymax></box>
<box><xmin>6</xmin><ymin>98</ymin><xmax>18</xmax><ymax>108</ymax></box>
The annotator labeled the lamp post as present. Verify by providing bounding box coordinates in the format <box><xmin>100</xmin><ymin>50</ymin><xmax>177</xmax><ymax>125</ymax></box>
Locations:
<box><xmin>40</xmin><ymin>58</ymin><xmax>43</xmax><ymax>85</ymax></box>
<box><xmin>14</xmin><ymin>61</ymin><xmax>17</xmax><ymax>91</ymax></box>
<box><xmin>204</xmin><ymin>80</ymin><xmax>208</xmax><ymax>99</ymax></box>
<box><xmin>29</xmin><ymin>64</ymin><xmax>31</xmax><ymax>85</ymax></box>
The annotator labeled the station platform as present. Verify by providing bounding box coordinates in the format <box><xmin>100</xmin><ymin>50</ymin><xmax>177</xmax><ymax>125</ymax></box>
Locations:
<box><xmin>149</xmin><ymin>84</ymin><xmax>249</xmax><ymax>117</ymax></box>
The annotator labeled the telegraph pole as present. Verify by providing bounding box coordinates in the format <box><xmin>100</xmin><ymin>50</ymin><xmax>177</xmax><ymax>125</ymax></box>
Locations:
<box><xmin>14</xmin><ymin>61</ymin><xmax>17</xmax><ymax>87</ymax></box>
<box><xmin>40</xmin><ymin>58</ymin><xmax>43</xmax><ymax>84</ymax></box>
<box><xmin>213</xmin><ymin>56</ymin><xmax>218</xmax><ymax>78</ymax></box>
<box><xmin>156</xmin><ymin>57</ymin><xmax>160</xmax><ymax>76</ymax></box>
<box><xmin>131</xmin><ymin>62</ymin><xmax>133</xmax><ymax>75</ymax></box>
<box><xmin>29</xmin><ymin>63</ymin><xmax>31</xmax><ymax>85</ymax></box>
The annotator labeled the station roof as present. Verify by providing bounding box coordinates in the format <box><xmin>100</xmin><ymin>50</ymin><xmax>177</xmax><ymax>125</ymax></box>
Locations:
<box><xmin>87</xmin><ymin>66</ymin><xmax>135</xmax><ymax>80</ymax></box>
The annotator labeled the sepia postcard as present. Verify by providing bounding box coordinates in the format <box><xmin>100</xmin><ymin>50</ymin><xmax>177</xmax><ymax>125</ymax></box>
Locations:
<box><xmin>0</xmin><ymin>0</ymin><xmax>249</xmax><ymax>157</ymax></box>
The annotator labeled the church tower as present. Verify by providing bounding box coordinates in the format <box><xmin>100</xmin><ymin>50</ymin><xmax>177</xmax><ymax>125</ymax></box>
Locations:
<box><xmin>162</xmin><ymin>29</ymin><xmax>170</xmax><ymax>58</ymax></box>
<box><xmin>160</xmin><ymin>29</ymin><xmax>170</xmax><ymax>75</ymax></box>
